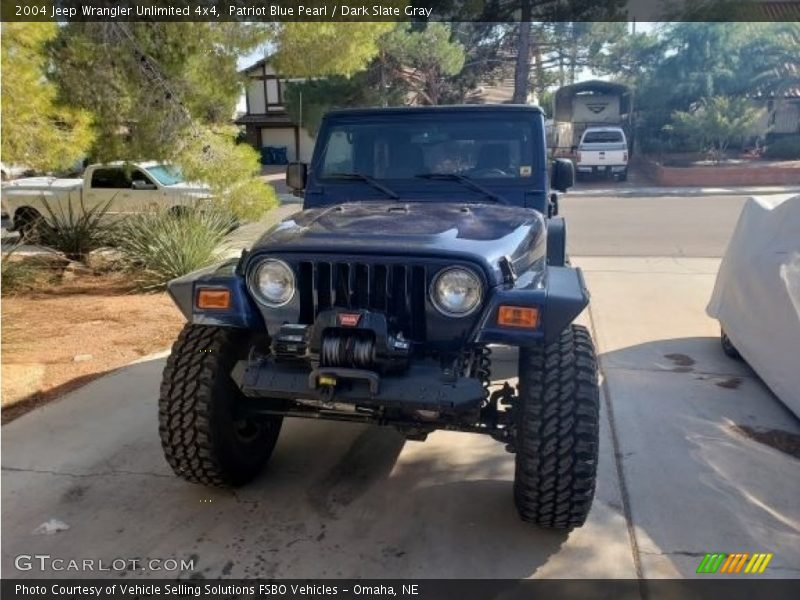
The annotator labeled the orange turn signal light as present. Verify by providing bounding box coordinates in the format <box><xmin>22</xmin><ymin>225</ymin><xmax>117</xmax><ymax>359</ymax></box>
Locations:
<box><xmin>498</xmin><ymin>305</ymin><xmax>539</xmax><ymax>328</ymax></box>
<box><xmin>196</xmin><ymin>288</ymin><xmax>231</xmax><ymax>310</ymax></box>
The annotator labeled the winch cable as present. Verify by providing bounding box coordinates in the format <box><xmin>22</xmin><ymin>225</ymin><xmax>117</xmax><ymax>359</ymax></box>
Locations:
<box><xmin>321</xmin><ymin>333</ymin><xmax>376</xmax><ymax>369</ymax></box>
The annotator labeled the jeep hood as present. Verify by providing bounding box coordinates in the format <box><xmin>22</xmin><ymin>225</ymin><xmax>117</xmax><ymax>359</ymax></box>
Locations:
<box><xmin>250</xmin><ymin>201</ymin><xmax>546</xmax><ymax>284</ymax></box>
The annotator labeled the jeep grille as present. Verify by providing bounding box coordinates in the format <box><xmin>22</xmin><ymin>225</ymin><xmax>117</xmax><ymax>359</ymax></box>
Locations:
<box><xmin>255</xmin><ymin>254</ymin><xmax>485</xmax><ymax>347</ymax></box>
<box><xmin>295</xmin><ymin>259</ymin><xmax>428</xmax><ymax>342</ymax></box>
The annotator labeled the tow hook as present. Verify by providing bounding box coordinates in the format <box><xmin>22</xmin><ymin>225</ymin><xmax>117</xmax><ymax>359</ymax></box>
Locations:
<box><xmin>485</xmin><ymin>382</ymin><xmax>517</xmax><ymax>453</ymax></box>
<box><xmin>317</xmin><ymin>374</ymin><xmax>337</xmax><ymax>406</ymax></box>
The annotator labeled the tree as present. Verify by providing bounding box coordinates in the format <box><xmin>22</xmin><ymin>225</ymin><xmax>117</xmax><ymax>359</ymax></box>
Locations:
<box><xmin>48</xmin><ymin>22</ymin><xmax>403</xmax><ymax>219</ymax></box>
<box><xmin>282</xmin><ymin>23</ymin><xmax>466</xmax><ymax>132</ymax></box>
<box><xmin>283</xmin><ymin>73</ymin><xmax>402</xmax><ymax>137</ymax></box>
<box><xmin>744</xmin><ymin>23</ymin><xmax>800</xmax><ymax>134</ymax></box>
<box><xmin>669</xmin><ymin>96</ymin><xmax>764</xmax><ymax>161</ymax></box>
<box><xmin>633</xmin><ymin>23</ymin><xmax>796</xmax><ymax>153</ymax></box>
<box><xmin>1</xmin><ymin>23</ymin><xmax>94</xmax><ymax>173</ymax></box>
<box><xmin>512</xmin><ymin>9</ymin><xmax>532</xmax><ymax>104</ymax></box>
<box><xmin>49</xmin><ymin>22</ymin><xmax>276</xmax><ymax>221</ymax></box>
<box><xmin>747</xmin><ymin>23</ymin><xmax>800</xmax><ymax>97</ymax></box>
<box><xmin>271</xmin><ymin>23</ymin><xmax>395</xmax><ymax>78</ymax></box>
<box><xmin>593</xmin><ymin>28</ymin><xmax>662</xmax><ymax>86</ymax></box>
<box><xmin>507</xmin><ymin>1</ymin><xmax>627</xmax><ymax>103</ymax></box>
<box><xmin>51</xmin><ymin>23</ymin><xmax>265</xmax><ymax>160</ymax></box>
<box><xmin>380</xmin><ymin>23</ymin><xmax>466</xmax><ymax>105</ymax></box>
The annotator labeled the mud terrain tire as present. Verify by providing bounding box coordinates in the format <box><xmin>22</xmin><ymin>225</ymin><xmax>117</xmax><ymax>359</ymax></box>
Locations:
<box><xmin>159</xmin><ymin>324</ymin><xmax>282</xmax><ymax>486</ymax></box>
<box><xmin>514</xmin><ymin>324</ymin><xmax>600</xmax><ymax>528</ymax></box>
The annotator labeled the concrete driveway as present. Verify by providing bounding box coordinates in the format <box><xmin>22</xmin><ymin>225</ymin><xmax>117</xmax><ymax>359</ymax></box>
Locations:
<box><xmin>2</xmin><ymin>194</ymin><xmax>799</xmax><ymax>581</ymax></box>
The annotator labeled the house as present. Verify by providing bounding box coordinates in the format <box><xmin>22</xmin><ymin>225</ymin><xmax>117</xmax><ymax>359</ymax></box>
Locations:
<box><xmin>471</xmin><ymin>76</ymin><xmax>520</xmax><ymax>105</ymax></box>
<box><xmin>754</xmin><ymin>75</ymin><xmax>800</xmax><ymax>143</ymax></box>
<box><xmin>758</xmin><ymin>95</ymin><xmax>800</xmax><ymax>142</ymax></box>
<box><xmin>235</xmin><ymin>58</ymin><xmax>315</xmax><ymax>164</ymax></box>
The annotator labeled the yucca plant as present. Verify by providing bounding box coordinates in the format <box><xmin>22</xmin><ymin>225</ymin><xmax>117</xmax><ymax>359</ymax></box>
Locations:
<box><xmin>38</xmin><ymin>193</ymin><xmax>115</xmax><ymax>261</ymax></box>
<box><xmin>116</xmin><ymin>207</ymin><xmax>234</xmax><ymax>289</ymax></box>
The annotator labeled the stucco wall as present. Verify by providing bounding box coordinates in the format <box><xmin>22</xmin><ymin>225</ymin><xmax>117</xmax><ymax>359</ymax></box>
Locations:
<box><xmin>260</xmin><ymin>127</ymin><xmax>315</xmax><ymax>163</ymax></box>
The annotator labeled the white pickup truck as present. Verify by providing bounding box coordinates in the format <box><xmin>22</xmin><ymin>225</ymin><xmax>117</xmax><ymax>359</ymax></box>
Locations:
<box><xmin>575</xmin><ymin>127</ymin><xmax>629</xmax><ymax>181</ymax></box>
<box><xmin>1</xmin><ymin>161</ymin><xmax>211</xmax><ymax>236</ymax></box>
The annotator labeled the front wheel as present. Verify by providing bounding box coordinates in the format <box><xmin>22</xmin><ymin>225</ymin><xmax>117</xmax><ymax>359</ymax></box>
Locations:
<box><xmin>159</xmin><ymin>324</ymin><xmax>282</xmax><ymax>486</ymax></box>
<box><xmin>14</xmin><ymin>207</ymin><xmax>45</xmax><ymax>242</ymax></box>
<box><xmin>720</xmin><ymin>328</ymin><xmax>742</xmax><ymax>360</ymax></box>
<box><xmin>513</xmin><ymin>324</ymin><xmax>600</xmax><ymax>528</ymax></box>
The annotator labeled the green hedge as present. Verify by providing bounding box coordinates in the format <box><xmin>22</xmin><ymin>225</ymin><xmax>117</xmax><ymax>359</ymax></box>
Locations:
<box><xmin>764</xmin><ymin>137</ymin><xmax>800</xmax><ymax>160</ymax></box>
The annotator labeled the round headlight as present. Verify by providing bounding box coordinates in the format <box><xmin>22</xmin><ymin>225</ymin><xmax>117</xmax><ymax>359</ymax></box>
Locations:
<box><xmin>431</xmin><ymin>267</ymin><xmax>482</xmax><ymax>317</ymax></box>
<box><xmin>251</xmin><ymin>259</ymin><xmax>295</xmax><ymax>307</ymax></box>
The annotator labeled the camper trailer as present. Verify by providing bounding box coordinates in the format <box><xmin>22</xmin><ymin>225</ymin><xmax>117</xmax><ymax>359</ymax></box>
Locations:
<box><xmin>552</xmin><ymin>80</ymin><xmax>633</xmax><ymax>158</ymax></box>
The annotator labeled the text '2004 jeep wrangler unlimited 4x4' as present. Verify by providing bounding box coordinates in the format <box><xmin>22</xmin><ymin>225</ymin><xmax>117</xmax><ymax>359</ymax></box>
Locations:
<box><xmin>161</xmin><ymin>105</ymin><xmax>599</xmax><ymax>529</ymax></box>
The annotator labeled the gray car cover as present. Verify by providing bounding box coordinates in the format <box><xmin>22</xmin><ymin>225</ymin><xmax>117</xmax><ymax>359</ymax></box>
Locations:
<box><xmin>707</xmin><ymin>194</ymin><xmax>800</xmax><ymax>416</ymax></box>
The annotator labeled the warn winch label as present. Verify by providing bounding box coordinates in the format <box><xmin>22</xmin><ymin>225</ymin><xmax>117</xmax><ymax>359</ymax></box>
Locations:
<box><xmin>338</xmin><ymin>313</ymin><xmax>362</xmax><ymax>327</ymax></box>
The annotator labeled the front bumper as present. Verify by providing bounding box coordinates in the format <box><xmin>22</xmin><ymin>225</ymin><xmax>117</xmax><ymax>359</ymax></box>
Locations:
<box><xmin>235</xmin><ymin>359</ymin><xmax>485</xmax><ymax>413</ymax></box>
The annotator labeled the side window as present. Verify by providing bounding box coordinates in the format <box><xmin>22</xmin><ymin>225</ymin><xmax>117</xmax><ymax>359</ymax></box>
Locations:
<box><xmin>130</xmin><ymin>170</ymin><xmax>155</xmax><ymax>188</ymax></box>
<box><xmin>321</xmin><ymin>130</ymin><xmax>353</xmax><ymax>176</ymax></box>
<box><xmin>90</xmin><ymin>168</ymin><xmax>128</xmax><ymax>189</ymax></box>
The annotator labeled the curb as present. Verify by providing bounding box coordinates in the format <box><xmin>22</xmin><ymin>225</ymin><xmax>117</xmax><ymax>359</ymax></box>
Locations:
<box><xmin>569</xmin><ymin>186</ymin><xmax>800</xmax><ymax>198</ymax></box>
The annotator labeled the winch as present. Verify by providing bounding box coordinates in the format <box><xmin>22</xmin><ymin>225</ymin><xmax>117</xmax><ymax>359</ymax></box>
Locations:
<box><xmin>321</xmin><ymin>330</ymin><xmax>376</xmax><ymax>369</ymax></box>
<box><xmin>270</xmin><ymin>309</ymin><xmax>411</xmax><ymax>374</ymax></box>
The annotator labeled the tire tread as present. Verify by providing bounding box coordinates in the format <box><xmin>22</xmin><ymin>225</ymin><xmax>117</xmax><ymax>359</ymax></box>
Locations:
<box><xmin>514</xmin><ymin>324</ymin><xmax>600</xmax><ymax>529</ymax></box>
<box><xmin>158</xmin><ymin>324</ymin><xmax>278</xmax><ymax>487</ymax></box>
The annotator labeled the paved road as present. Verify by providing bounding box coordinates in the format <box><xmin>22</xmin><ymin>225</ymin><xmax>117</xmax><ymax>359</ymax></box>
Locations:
<box><xmin>562</xmin><ymin>194</ymin><xmax>747</xmax><ymax>258</ymax></box>
<box><xmin>3</xmin><ymin>192</ymin><xmax>800</xmax><ymax>582</ymax></box>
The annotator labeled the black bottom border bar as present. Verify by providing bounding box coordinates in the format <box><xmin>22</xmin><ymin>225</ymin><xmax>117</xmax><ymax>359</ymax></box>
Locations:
<box><xmin>3</xmin><ymin>579</ymin><xmax>800</xmax><ymax>600</ymax></box>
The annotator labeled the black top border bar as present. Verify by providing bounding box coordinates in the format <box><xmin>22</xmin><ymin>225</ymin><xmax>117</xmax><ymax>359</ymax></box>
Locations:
<box><xmin>3</xmin><ymin>0</ymin><xmax>800</xmax><ymax>22</ymax></box>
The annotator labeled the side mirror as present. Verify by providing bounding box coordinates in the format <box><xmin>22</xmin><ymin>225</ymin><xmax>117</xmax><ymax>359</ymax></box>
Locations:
<box><xmin>551</xmin><ymin>158</ymin><xmax>574</xmax><ymax>192</ymax></box>
<box><xmin>286</xmin><ymin>162</ymin><xmax>307</xmax><ymax>191</ymax></box>
<box><xmin>131</xmin><ymin>179</ymin><xmax>156</xmax><ymax>191</ymax></box>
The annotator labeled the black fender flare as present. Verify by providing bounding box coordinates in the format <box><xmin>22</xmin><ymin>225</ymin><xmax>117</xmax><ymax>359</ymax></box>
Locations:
<box><xmin>547</xmin><ymin>216</ymin><xmax>567</xmax><ymax>267</ymax></box>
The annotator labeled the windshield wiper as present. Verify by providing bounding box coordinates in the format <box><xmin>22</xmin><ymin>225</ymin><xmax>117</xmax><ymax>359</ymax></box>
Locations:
<box><xmin>326</xmin><ymin>172</ymin><xmax>399</xmax><ymax>200</ymax></box>
<box><xmin>415</xmin><ymin>173</ymin><xmax>507</xmax><ymax>204</ymax></box>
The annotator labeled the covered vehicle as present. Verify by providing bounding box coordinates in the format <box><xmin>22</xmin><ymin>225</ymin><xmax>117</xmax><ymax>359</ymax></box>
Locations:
<box><xmin>160</xmin><ymin>106</ymin><xmax>599</xmax><ymax>529</ymax></box>
<box><xmin>707</xmin><ymin>194</ymin><xmax>800</xmax><ymax>416</ymax></box>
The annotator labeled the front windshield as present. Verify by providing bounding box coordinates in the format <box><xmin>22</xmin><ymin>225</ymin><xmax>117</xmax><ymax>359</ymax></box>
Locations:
<box><xmin>147</xmin><ymin>164</ymin><xmax>185</xmax><ymax>186</ymax></box>
<box><xmin>318</xmin><ymin>115</ymin><xmax>539</xmax><ymax>180</ymax></box>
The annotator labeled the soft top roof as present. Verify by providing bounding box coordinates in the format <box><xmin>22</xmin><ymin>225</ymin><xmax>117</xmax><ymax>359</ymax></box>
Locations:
<box><xmin>324</xmin><ymin>104</ymin><xmax>545</xmax><ymax>119</ymax></box>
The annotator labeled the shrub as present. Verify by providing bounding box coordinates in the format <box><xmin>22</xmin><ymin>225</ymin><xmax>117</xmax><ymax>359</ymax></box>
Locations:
<box><xmin>38</xmin><ymin>194</ymin><xmax>115</xmax><ymax>261</ymax></box>
<box><xmin>764</xmin><ymin>137</ymin><xmax>800</xmax><ymax>160</ymax></box>
<box><xmin>1</xmin><ymin>243</ymin><xmax>48</xmax><ymax>295</ymax></box>
<box><xmin>116</xmin><ymin>208</ymin><xmax>233</xmax><ymax>289</ymax></box>
<box><xmin>177</xmin><ymin>125</ymin><xmax>278</xmax><ymax>222</ymax></box>
<box><xmin>1</xmin><ymin>257</ymin><xmax>41</xmax><ymax>295</ymax></box>
<box><xmin>669</xmin><ymin>96</ymin><xmax>764</xmax><ymax>162</ymax></box>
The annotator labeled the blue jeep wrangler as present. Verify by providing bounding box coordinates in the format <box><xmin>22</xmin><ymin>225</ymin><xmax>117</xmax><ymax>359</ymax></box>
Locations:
<box><xmin>161</xmin><ymin>105</ymin><xmax>599</xmax><ymax>529</ymax></box>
